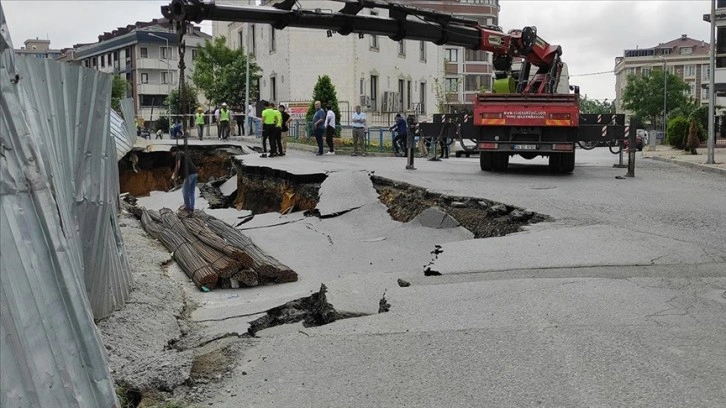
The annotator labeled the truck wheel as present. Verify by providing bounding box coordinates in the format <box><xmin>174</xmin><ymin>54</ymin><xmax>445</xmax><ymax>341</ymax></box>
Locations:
<box><xmin>548</xmin><ymin>154</ymin><xmax>562</xmax><ymax>172</ymax></box>
<box><xmin>561</xmin><ymin>151</ymin><xmax>575</xmax><ymax>173</ymax></box>
<box><xmin>492</xmin><ymin>152</ymin><xmax>509</xmax><ymax>171</ymax></box>
<box><xmin>480</xmin><ymin>152</ymin><xmax>493</xmax><ymax>171</ymax></box>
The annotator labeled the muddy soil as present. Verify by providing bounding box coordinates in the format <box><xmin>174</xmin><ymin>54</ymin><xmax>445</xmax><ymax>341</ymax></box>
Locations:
<box><xmin>232</xmin><ymin>163</ymin><xmax>325</xmax><ymax>214</ymax></box>
<box><xmin>372</xmin><ymin>175</ymin><xmax>550</xmax><ymax>238</ymax></box>
<box><xmin>119</xmin><ymin>147</ymin><xmax>243</xmax><ymax>197</ymax></box>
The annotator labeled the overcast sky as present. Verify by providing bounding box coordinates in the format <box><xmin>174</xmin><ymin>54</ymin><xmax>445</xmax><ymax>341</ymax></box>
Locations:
<box><xmin>2</xmin><ymin>0</ymin><xmax>713</xmax><ymax>101</ymax></box>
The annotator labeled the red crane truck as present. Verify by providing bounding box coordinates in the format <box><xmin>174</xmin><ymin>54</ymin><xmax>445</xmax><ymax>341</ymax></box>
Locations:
<box><xmin>162</xmin><ymin>0</ymin><xmax>628</xmax><ymax>173</ymax></box>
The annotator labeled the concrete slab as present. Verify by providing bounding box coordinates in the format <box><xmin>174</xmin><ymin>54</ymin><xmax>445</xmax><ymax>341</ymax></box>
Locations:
<box><xmin>316</xmin><ymin>170</ymin><xmax>379</xmax><ymax>216</ymax></box>
<box><xmin>413</xmin><ymin>206</ymin><xmax>461</xmax><ymax>229</ymax></box>
<box><xmin>219</xmin><ymin>175</ymin><xmax>238</xmax><ymax>197</ymax></box>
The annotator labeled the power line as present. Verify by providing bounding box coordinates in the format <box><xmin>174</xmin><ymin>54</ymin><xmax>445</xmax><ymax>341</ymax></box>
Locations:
<box><xmin>570</xmin><ymin>70</ymin><xmax>614</xmax><ymax>77</ymax></box>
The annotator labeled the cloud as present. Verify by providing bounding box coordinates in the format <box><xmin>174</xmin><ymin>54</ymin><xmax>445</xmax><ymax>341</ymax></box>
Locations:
<box><xmin>1</xmin><ymin>0</ymin><xmax>713</xmax><ymax>100</ymax></box>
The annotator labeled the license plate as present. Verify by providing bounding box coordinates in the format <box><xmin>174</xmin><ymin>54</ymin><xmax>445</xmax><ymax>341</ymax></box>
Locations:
<box><xmin>513</xmin><ymin>144</ymin><xmax>537</xmax><ymax>150</ymax></box>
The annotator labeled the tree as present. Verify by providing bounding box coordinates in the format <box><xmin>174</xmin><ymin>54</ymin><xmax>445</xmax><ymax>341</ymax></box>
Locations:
<box><xmin>164</xmin><ymin>83</ymin><xmax>199</xmax><ymax>115</ymax></box>
<box><xmin>579</xmin><ymin>95</ymin><xmax>616</xmax><ymax>114</ymax></box>
<box><xmin>621</xmin><ymin>70</ymin><xmax>689</xmax><ymax>127</ymax></box>
<box><xmin>191</xmin><ymin>36</ymin><xmax>261</xmax><ymax>109</ymax></box>
<box><xmin>305</xmin><ymin>75</ymin><xmax>341</xmax><ymax>133</ymax></box>
<box><xmin>111</xmin><ymin>75</ymin><xmax>129</xmax><ymax>113</ymax></box>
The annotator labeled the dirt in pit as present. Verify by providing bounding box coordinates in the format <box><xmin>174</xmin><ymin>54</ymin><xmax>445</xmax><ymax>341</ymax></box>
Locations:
<box><xmin>118</xmin><ymin>147</ymin><xmax>243</xmax><ymax>197</ymax></box>
<box><xmin>231</xmin><ymin>162</ymin><xmax>323</xmax><ymax>214</ymax></box>
<box><xmin>372</xmin><ymin>175</ymin><xmax>551</xmax><ymax>238</ymax></box>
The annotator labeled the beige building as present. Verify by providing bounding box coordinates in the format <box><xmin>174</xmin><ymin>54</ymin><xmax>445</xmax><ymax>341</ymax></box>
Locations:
<box><xmin>614</xmin><ymin>34</ymin><xmax>713</xmax><ymax>123</ymax></box>
<box><xmin>213</xmin><ymin>0</ymin><xmax>498</xmax><ymax>124</ymax></box>
<box><xmin>68</xmin><ymin>19</ymin><xmax>210</xmax><ymax>124</ymax></box>
<box><xmin>15</xmin><ymin>38</ymin><xmax>61</xmax><ymax>59</ymax></box>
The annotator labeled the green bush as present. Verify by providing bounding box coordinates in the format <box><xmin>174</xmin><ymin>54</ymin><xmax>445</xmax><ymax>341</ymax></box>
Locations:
<box><xmin>666</xmin><ymin>116</ymin><xmax>705</xmax><ymax>148</ymax></box>
<box><xmin>155</xmin><ymin>116</ymin><xmax>170</xmax><ymax>133</ymax></box>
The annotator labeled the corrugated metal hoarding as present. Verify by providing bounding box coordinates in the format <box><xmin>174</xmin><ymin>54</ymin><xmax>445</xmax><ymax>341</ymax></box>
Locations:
<box><xmin>1</xmin><ymin>3</ymin><xmax>129</xmax><ymax>406</ymax></box>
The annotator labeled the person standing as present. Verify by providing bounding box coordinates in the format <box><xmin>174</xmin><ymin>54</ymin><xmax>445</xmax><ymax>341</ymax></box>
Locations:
<box><xmin>272</xmin><ymin>102</ymin><xmax>284</xmax><ymax>157</ymax></box>
<box><xmin>324</xmin><ymin>106</ymin><xmax>336</xmax><ymax>155</ymax></box>
<box><xmin>389</xmin><ymin>113</ymin><xmax>408</xmax><ymax>157</ymax></box>
<box><xmin>261</xmin><ymin>101</ymin><xmax>276</xmax><ymax>157</ymax></box>
<box><xmin>351</xmin><ymin>105</ymin><xmax>367</xmax><ymax>156</ymax></box>
<box><xmin>279</xmin><ymin>104</ymin><xmax>292</xmax><ymax>155</ymax></box>
<box><xmin>214</xmin><ymin>105</ymin><xmax>221</xmax><ymax>139</ymax></box>
<box><xmin>247</xmin><ymin>102</ymin><xmax>258</xmax><ymax>137</ymax></box>
<box><xmin>195</xmin><ymin>107</ymin><xmax>205</xmax><ymax>141</ymax></box>
<box><xmin>219</xmin><ymin>103</ymin><xmax>231</xmax><ymax>140</ymax></box>
<box><xmin>312</xmin><ymin>101</ymin><xmax>326</xmax><ymax>156</ymax></box>
<box><xmin>170</xmin><ymin>147</ymin><xmax>198</xmax><ymax>217</ymax></box>
<box><xmin>235</xmin><ymin>106</ymin><xmax>246</xmax><ymax>136</ymax></box>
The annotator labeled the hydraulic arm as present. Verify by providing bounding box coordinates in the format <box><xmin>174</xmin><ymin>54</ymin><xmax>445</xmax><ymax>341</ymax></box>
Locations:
<box><xmin>162</xmin><ymin>0</ymin><xmax>563</xmax><ymax>93</ymax></box>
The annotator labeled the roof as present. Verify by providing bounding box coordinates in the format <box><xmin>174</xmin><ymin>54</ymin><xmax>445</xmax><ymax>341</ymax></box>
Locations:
<box><xmin>623</xmin><ymin>35</ymin><xmax>709</xmax><ymax>57</ymax></box>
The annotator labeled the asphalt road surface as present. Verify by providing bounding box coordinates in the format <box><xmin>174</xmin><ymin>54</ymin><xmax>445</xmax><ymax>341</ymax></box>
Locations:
<box><xmin>165</xmin><ymin>146</ymin><xmax>725</xmax><ymax>408</ymax></box>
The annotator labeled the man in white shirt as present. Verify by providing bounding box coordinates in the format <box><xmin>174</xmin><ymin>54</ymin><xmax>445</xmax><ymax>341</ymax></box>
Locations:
<box><xmin>247</xmin><ymin>102</ymin><xmax>258</xmax><ymax>137</ymax></box>
<box><xmin>324</xmin><ymin>106</ymin><xmax>336</xmax><ymax>155</ymax></box>
<box><xmin>351</xmin><ymin>105</ymin><xmax>367</xmax><ymax>156</ymax></box>
<box><xmin>214</xmin><ymin>105</ymin><xmax>221</xmax><ymax>139</ymax></box>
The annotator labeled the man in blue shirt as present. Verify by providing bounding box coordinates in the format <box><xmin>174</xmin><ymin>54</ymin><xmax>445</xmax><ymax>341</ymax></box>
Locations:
<box><xmin>312</xmin><ymin>101</ymin><xmax>326</xmax><ymax>156</ymax></box>
<box><xmin>389</xmin><ymin>113</ymin><xmax>408</xmax><ymax>157</ymax></box>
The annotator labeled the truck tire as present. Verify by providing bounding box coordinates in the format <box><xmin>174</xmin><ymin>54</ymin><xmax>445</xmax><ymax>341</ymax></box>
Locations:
<box><xmin>492</xmin><ymin>152</ymin><xmax>509</xmax><ymax>171</ymax></box>
<box><xmin>480</xmin><ymin>152</ymin><xmax>493</xmax><ymax>171</ymax></box>
<box><xmin>548</xmin><ymin>154</ymin><xmax>562</xmax><ymax>173</ymax></box>
<box><xmin>561</xmin><ymin>151</ymin><xmax>575</xmax><ymax>173</ymax></box>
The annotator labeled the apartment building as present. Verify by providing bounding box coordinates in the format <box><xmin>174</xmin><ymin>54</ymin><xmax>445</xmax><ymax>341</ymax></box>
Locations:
<box><xmin>71</xmin><ymin>19</ymin><xmax>211</xmax><ymax>124</ymax></box>
<box><xmin>407</xmin><ymin>0</ymin><xmax>499</xmax><ymax>108</ymax></box>
<box><xmin>213</xmin><ymin>0</ymin><xmax>498</xmax><ymax>123</ymax></box>
<box><xmin>704</xmin><ymin>0</ymin><xmax>726</xmax><ymax>97</ymax></box>
<box><xmin>15</xmin><ymin>38</ymin><xmax>61</xmax><ymax>59</ymax></box>
<box><xmin>614</xmin><ymin>34</ymin><xmax>713</xmax><ymax>120</ymax></box>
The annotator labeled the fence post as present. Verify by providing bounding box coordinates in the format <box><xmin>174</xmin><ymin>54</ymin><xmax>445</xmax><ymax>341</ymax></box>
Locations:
<box><xmin>378</xmin><ymin>128</ymin><xmax>384</xmax><ymax>152</ymax></box>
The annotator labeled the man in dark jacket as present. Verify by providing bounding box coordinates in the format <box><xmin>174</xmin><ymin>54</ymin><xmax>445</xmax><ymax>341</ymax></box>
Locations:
<box><xmin>389</xmin><ymin>113</ymin><xmax>408</xmax><ymax>156</ymax></box>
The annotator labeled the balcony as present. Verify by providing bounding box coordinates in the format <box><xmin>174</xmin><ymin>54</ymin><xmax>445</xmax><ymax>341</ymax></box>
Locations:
<box><xmin>136</xmin><ymin>58</ymin><xmax>175</xmax><ymax>71</ymax></box>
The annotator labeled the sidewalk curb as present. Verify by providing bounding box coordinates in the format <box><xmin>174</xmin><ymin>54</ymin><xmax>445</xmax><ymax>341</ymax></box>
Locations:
<box><xmin>647</xmin><ymin>155</ymin><xmax>726</xmax><ymax>176</ymax></box>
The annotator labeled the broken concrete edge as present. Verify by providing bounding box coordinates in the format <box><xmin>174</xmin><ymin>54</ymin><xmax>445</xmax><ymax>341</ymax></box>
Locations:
<box><xmin>247</xmin><ymin>283</ymin><xmax>369</xmax><ymax>337</ymax></box>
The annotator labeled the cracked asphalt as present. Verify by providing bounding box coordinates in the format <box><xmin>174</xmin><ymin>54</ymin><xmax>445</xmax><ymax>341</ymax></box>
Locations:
<box><xmin>144</xmin><ymin>145</ymin><xmax>725</xmax><ymax>408</ymax></box>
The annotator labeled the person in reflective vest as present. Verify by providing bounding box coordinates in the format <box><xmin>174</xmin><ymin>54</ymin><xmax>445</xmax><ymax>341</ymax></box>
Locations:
<box><xmin>195</xmin><ymin>107</ymin><xmax>205</xmax><ymax>141</ymax></box>
<box><xmin>219</xmin><ymin>102</ymin><xmax>231</xmax><ymax>140</ymax></box>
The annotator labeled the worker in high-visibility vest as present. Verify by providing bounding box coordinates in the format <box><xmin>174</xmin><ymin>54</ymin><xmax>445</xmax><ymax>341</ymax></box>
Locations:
<box><xmin>219</xmin><ymin>102</ymin><xmax>231</xmax><ymax>140</ymax></box>
<box><xmin>195</xmin><ymin>107</ymin><xmax>205</xmax><ymax>141</ymax></box>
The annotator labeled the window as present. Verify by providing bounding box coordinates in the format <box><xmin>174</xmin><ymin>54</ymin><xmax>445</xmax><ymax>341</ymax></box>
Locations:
<box><xmin>445</xmin><ymin>48</ymin><xmax>459</xmax><ymax>62</ymax></box>
<box><xmin>661</xmin><ymin>48</ymin><xmax>672</xmax><ymax>55</ymax></box>
<box><xmin>686</xmin><ymin>82</ymin><xmax>696</xmax><ymax>96</ymax></box>
<box><xmin>140</xmin><ymin>47</ymin><xmax>148</xmax><ymax>58</ymax></box>
<box><xmin>683</xmin><ymin>64</ymin><xmax>696</xmax><ymax>77</ymax></box>
<box><xmin>192</xmin><ymin>49</ymin><xmax>198</xmax><ymax>60</ymax></box>
<box><xmin>270</xmin><ymin>76</ymin><xmax>277</xmax><ymax>101</ymax></box>
<box><xmin>419</xmin><ymin>41</ymin><xmax>426</xmax><ymax>62</ymax></box>
<box><xmin>239</xmin><ymin>30</ymin><xmax>244</xmax><ymax>51</ymax></box>
<box><xmin>702</xmin><ymin>64</ymin><xmax>711</xmax><ymax>80</ymax></box>
<box><xmin>419</xmin><ymin>82</ymin><xmax>426</xmax><ymax>114</ymax></box>
<box><xmin>398</xmin><ymin>79</ymin><xmax>405</xmax><ymax>110</ymax></box>
<box><xmin>370</xmin><ymin>11</ymin><xmax>379</xmax><ymax>49</ymax></box>
<box><xmin>718</xmin><ymin>0</ymin><xmax>726</xmax><ymax>9</ymax></box>
<box><xmin>465</xmin><ymin>49</ymin><xmax>489</xmax><ymax>62</ymax></box>
<box><xmin>718</xmin><ymin>27</ymin><xmax>726</xmax><ymax>68</ymax></box>
<box><xmin>370</xmin><ymin>75</ymin><xmax>378</xmax><ymax>110</ymax></box>
<box><xmin>625</xmin><ymin>67</ymin><xmax>636</xmax><ymax>76</ymax></box>
<box><xmin>161</xmin><ymin>71</ymin><xmax>173</xmax><ymax>84</ymax></box>
<box><xmin>101</xmin><ymin>56</ymin><xmax>105</xmax><ymax>68</ymax></box>
<box><xmin>141</xmin><ymin>73</ymin><xmax>148</xmax><ymax>84</ymax></box>
<box><xmin>641</xmin><ymin>67</ymin><xmax>651</xmax><ymax>76</ymax></box>
<box><xmin>407</xmin><ymin>80</ymin><xmax>412</xmax><ymax>110</ymax></box>
<box><xmin>270</xmin><ymin>27</ymin><xmax>276</xmax><ymax>52</ymax></box>
<box><xmin>398</xmin><ymin>40</ymin><xmax>405</xmax><ymax>56</ymax></box>
<box><xmin>107</xmin><ymin>54</ymin><xmax>112</xmax><ymax>65</ymax></box>
<box><xmin>465</xmin><ymin>75</ymin><xmax>491</xmax><ymax>92</ymax></box>
<box><xmin>679</xmin><ymin>47</ymin><xmax>693</xmax><ymax>55</ymax></box>
<box><xmin>445</xmin><ymin>78</ymin><xmax>459</xmax><ymax>93</ymax></box>
<box><xmin>161</xmin><ymin>46</ymin><xmax>172</xmax><ymax>60</ymax></box>
<box><xmin>360</xmin><ymin>78</ymin><xmax>365</xmax><ymax>95</ymax></box>
<box><xmin>251</xmin><ymin>25</ymin><xmax>257</xmax><ymax>56</ymax></box>
<box><xmin>140</xmin><ymin>94</ymin><xmax>167</xmax><ymax>107</ymax></box>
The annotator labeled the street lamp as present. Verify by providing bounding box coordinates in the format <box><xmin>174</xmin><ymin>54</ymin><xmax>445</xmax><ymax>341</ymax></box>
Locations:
<box><xmin>655</xmin><ymin>55</ymin><xmax>667</xmax><ymax>151</ymax></box>
<box><xmin>148</xmin><ymin>33</ymin><xmax>172</xmax><ymax>132</ymax></box>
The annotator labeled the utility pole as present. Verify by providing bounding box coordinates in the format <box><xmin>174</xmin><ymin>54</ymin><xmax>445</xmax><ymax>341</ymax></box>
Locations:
<box><xmin>244</xmin><ymin>0</ymin><xmax>252</xmax><ymax>136</ymax></box>
<box><xmin>707</xmin><ymin>0</ymin><xmax>716</xmax><ymax>164</ymax></box>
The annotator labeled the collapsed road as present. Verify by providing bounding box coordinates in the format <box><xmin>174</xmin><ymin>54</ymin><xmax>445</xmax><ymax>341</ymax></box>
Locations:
<box><xmin>106</xmin><ymin>142</ymin><xmax>725</xmax><ymax>407</ymax></box>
